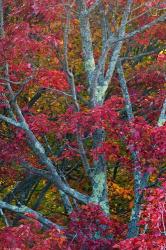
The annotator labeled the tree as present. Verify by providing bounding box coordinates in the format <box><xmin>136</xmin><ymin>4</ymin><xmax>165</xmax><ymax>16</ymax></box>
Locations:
<box><xmin>0</xmin><ymin>0</ymin><xmax>166</xmax><ymax>248</ymax></box>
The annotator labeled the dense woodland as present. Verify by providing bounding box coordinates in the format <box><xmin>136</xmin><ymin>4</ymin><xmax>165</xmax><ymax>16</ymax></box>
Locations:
<box><xmin>0</xmin><ymin>0</ymin><xmax>166</xmax><ymax>249</ymax></box>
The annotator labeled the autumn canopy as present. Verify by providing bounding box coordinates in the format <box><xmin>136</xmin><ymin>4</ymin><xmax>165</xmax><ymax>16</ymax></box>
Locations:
<box><xmin>0</xmin><ymin>0</ymin><xmax>166</xmax><ymax>249</ymax></box>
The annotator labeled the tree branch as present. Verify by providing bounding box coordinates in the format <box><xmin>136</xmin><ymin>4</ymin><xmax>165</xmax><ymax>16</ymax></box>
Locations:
<box><xmin>158</xmin><ymin>98</ymin><xmax>166</xmax><ymax>127</ymax></box>
<box><xmin>116</xmin><ymin>60</ymin><xmax>134</xmax><ymax>120</ymax></box>
<box><xmin>0</xmin><ymin>114</ymin><xmax>22</xmax><ymax>128</ymax></box>
<box><xmin>121</xmin><ymin>47</ymin><xmax>165</xmax><ymax>61</ymax></box>
<box><xmin>76</xmin><ymin>0</ymin><xmax>95</xmax><ymax>87</ymax></box>
<box><xmin>87</xmin><ymin>0</ymin><xmax>101</xmax><ymax>15</ymax></box>
<box><xmin>63</xmin><ymin>4</ymin><xmax>92</xmax><ymax>179</ymax></box>
<box><xmin>32</xmin><ymin>182</ymin><xmax>52</xmax><ymax>210</ymax></box>
<box><xmin>117</xmin><ymin>13</ymin><xmax>166</xmax><ymax>44</ymax></box>
<box><xmin>0</xmin><ymin>208</ymin><xmax>10</xmax><ymax>226</ymax></box>
<box><xmin>116</xmin><ymin>60</ymin><xmax>149</xmax><ymax>238</ymax></box>
<box><xmin>91</xmin><ymin>0</ymin><xmax>133</xmax><ymax>105</ymax></box>
<box><xmin>0</xmin><ymin>0</ymin><xmax>4</xmax><ymax>37</ymax></box>
<box><xmin>0</xmin><ymin>200</ymin><xmax>64</xmax><ymax>230</ymax></box>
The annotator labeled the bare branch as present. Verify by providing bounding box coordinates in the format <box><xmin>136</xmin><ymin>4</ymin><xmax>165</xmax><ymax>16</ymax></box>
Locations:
<box><xmin>127</xmin><ymin>2</ymin><xmax>160</xmax><ymax>25</ymax></box>
<box><xmin>32</xmin><ymin>182</ymin><xmax>52</xmax><ymax>210</ymax></box>
<box><xmin>95</xmin><ymin>12</ymin><xmax>165</xmax><ymax>79</ymax></box>
<box><xmin>28</xmin><ymin>88</ymin><xmax>46</xmax><ymax>108</ymax></box>
<box><xmin>118</xmin><ymin>13</ymin><xmax>166</xmax><ymax>44</ymax></box>
<box><xmin>116</xmin><ymin>60</ymin><xmax>150</xmax><ymax>238</ymax></box>
<box><xmin>116</xmin><ymin>60</ymin><xmax>134</xmax><ymax>120</ymax></box>
<box><xmin>0</xmin><ymin>78</ymin><xmax>23</xmax><ymax>85</ymax></box>
<box><xmin>132</xmin><ymin>0</ymin><xmax>165</xmax><ymax>13</ymax></box>
<box><xmin>62</xmin><ymin>3</ymin><xmax>92</xmax><ymax>178</ymax></box>
<box><xmin>0</xmin><ymin>208</ymin><xmax>10</xmax><ymax>226</ymax></box>
<box><xmin>46</xmin><ymin>87</ymin><xmax>72</xmax><ymax>97</ymax></box>
<box><xmin>20</xmin><ymin>162</ymin><xmax>51</xmax><ymax>179</ymax></box>
<box><xmin>158</xmin><ymin>98</ymin><xmax>166</xmax><ymax>127</ymax></box>
<box><xmin>76</xmin><ymin>132</ymin><xmax>92</xmax><ymax>178</ymax></box>
<box><xmin>0</xmin><ymin>200</ymin><xmax>64</xmax><ymax>229</ymax></box>
<box><xmin>87</xmin><ymin>0</ymin><xmax>101</xmax><ymax>15</ymax></box>
<box><xmin>0</xmin><ymin>114</ymin><xmax>22</xmax><ymax>128</ymax></box>
<box><xmin>1</xmin><ymin>78</ymin><xmax>89</xmax><ymax>204</ymax></box>
<box><xmin>0</xmin><ymin>0</ymin><xmax>4</xmax><ymax>37</ymax></box>
<box><xmin>121</xmin><ymin>47</ymin><xmax>165</xmax><ymax>61</ymax></box>
<box><xmin>76</xmin><ymin>0</ymin><xmax>95</xmax><ymax>87</ymax></box>
<box><xmin>14</xmin><ymin>75</ymin><xmax>34</xmax><ymax>100</ymax></box>
<box><xmin>20</xmin><ymin>161</ymin><xmax>89</xmax><ymax>204</ymax></box>
<box><xmin>104</xmin><ymin>0</ymin><xmax>133</xmax><ymax>83</ymax></box>
<box><xmin>91</xmin><ymin>0</ymin><xmax>133</xmax><ymax>105</ymax></box>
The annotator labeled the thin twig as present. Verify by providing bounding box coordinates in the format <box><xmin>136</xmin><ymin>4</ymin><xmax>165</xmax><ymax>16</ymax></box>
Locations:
<box><xmin>0</xmin><ymin>208</ymin><xmax>10</xmax><ymax>226</ymax></box>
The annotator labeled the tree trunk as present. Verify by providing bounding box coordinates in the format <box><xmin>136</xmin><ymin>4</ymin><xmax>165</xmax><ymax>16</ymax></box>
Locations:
<box><xmin>90</xmin><ymin>161</ymin><xmax>109</xmax><ymax>215</ymax></box>
<box><xmin>90</xmin><ymin>129</ymin><xmax>110</xmax><ymax>214</ymax></box>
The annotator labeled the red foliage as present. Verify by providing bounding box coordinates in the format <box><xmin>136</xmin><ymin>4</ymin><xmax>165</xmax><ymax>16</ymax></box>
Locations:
<box><xmin>55</xmin><ymin>96</ymin><xmax>123</xmax><ymax>160</ymax></box>
<box><xmin>123</xmin><ymin>118</ymin><xmax>166</xmax><ymax>173</ymax></box>
<box><xmin>114</xmin><ymin>235</ymin><xmax>166</xmax><ymax>250</ymax></box>
<box><xmin>0</xmin><ymin>219</ymin><xmax>67</xmax><ymax>250</ymax></box>
<box><xmin>0</xmin><ymin>0</ymin><xmax>166</xmax><ymax>249</ymax></box>
<box><xmin>114</xmin><ymin>182</ymin><xmax>166</xmax><ymax>249</ymax></box>
<box><xmin>139</xmin><ymin>182</ymin><xmax>166</xmax><ymax>235</ymax></box>
<box><xmin>18</xmin><ymin>113</ymin><xmax>56</xmax><ymax>136</ymax></box>
<box><xmin>0</xmin><ymin>193</ymin><xmax>166</xmax><ymax>250</ymax></box>
<box><xmin>67</xmin><ymin>203</ymin><xmax>114</xmax><ymax>250</ymax></box>
<box><xmin>36</xmin><ymin>69</ymin><xmax>69</xmax><ymax>90</ymax></box>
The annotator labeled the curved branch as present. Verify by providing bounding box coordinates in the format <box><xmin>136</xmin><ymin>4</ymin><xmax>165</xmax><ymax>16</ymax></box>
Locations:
<box><xmin>0</xmin><ymin>114</ymin><xmax>22</xmax><ymax>128</ymax></box>
<box><xmin>0</xmin><ymin>200</ymin><xmax>64</xmax><ymax>230</ymax></box>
